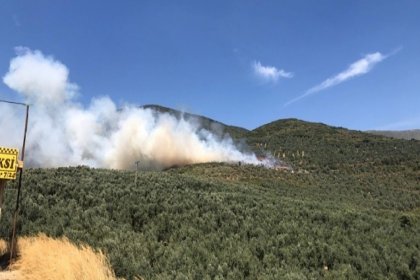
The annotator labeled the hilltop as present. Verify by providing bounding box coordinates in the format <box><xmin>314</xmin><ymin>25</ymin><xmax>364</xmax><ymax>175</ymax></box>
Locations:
<box><xmin>141</xmin><ymin>104</ymin><xmax>249</xmax><ymax>140</ymax></box>
<box><xmin>0</xmin><ymin>106</ymin><xmax>418</xmax><ymax>279</ymax></box>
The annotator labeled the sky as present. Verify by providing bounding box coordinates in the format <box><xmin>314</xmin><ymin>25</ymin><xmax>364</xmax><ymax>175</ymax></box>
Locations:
<box><xmin>1</xmin><ymin>0</ymin><xmax>419</xmax><ymax>131</ymax></box>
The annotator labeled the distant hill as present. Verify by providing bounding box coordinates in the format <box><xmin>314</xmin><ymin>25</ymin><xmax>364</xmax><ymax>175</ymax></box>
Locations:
<box><xmin>140</xmin><ymin>106</ymin><xmax>420</xmax><ymax>173</ymax></box>
<box><xmin>247</xmin><ymin>118</ymin><xmax>420</xmax><ymax>174</ymax></box>
<box><xmin>367</xmin><ymin>129</ymin><xmax>420</xmax><ymax>140</ymax></box>
<box><xmin>141</xmin><ymin>104</ymin><xmax>249</xmax><ymax>139</ymax></box>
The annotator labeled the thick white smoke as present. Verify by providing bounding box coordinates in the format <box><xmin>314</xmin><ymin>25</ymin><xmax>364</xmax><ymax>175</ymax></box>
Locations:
<box><xmin>1</xmin><ymin>48</ymin><xmax>269</xmax><ymax>170</ymax></box>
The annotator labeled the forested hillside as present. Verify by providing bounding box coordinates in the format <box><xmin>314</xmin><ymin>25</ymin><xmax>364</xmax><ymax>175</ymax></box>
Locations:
<box><xmin>0</xmin><ymin>118</ymin><xmax>419</xmax><ymax>279</ymax></box>
<box><xmin>246</xmin><ymin>119</ymin><xmax>420</xmax><ymax>175</ymax></box>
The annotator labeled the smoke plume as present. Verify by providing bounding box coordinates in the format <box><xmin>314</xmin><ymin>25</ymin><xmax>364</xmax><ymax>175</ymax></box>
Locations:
<box><xmin>1</xmin><ymin>48</ymin><xmax>269</xmax><ymax>170</ymax></box>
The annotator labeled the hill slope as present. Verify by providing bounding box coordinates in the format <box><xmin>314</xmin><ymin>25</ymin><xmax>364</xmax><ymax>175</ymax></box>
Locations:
<box><xmin>0</xmin><ymin>161</ymin><xmax>418</xmax><ymax>279</ymax></box>
<box><xmin>0</xmin><ymin>109</ymin><xmax>418</xmax><ymax>279</ymax></box>
<box><xmin>141</xmin><ymin>104</ymin><xmax>249</xmax><ymax>140</ymax></box>
<box><xmin>247</xmin><ymin>118</ymin><xmax>420</xmax><ymax>175</ymax></box>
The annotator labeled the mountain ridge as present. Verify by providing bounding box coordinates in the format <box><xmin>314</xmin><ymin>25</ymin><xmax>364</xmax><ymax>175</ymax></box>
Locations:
<box><xmin>139</xmin><ymin>105</ymin><xmax>420</xmax><ymax>174</ymax></box>
<box><xmin>367</xmin><ymin>129</ymin><xmax>420</xmax><ymax>140</ymax></box>
<box><xmin>142</xmin><ymin>104</ymin><xmax>420</xmax><ymax>140</ymax></box>
<box><xmin>141</xmin><ymin>104</ymin><xmax>249</xmax><ymax>139</ymax></box>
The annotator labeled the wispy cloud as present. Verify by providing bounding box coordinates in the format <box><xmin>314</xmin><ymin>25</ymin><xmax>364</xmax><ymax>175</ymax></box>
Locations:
<box><xmin>12</xmin><ymin>14</ymin><xmax>21</xmax><ymax>27</ymax></box>
<box><xmin>253</xmin><ymin>61</ymin><xmax>293</xmax><ymax>83</ymax></box>
<box><xmin>308</xmin><ymin>52</ymin><xmax>385</xmax><ymax>93</ymax></box>
<box><xmin>284</xmin><ymin>51</ymin><xmax>389</xmax><ymax>106</ymax></box>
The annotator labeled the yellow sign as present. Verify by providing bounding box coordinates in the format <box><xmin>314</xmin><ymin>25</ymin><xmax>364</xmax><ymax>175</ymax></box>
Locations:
<box><xmin>0</xmin><ymin>147</ymin><xmax>19</xmax><ymax>180</ymax></box>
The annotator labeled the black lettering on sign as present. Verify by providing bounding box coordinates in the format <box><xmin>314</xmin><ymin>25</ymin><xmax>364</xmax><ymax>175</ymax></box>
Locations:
<box><xmin>0</xmin><ymin>158</ymin><xmax>16</xmax><ymax>170</ymax></box>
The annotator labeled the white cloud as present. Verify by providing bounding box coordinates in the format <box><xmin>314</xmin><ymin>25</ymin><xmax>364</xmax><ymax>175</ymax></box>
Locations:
<box><xmin>253</xmin><ymin>61</ymin><xmax>293</xmax><ymax>83</ymax></box>
<box><xmin>3</xmin><ymin>47</ymin><xmax>78</xmax><ymax>106</ymax></box>
<box><xmin>285</xmin><ymin>52</ymin><xmax>386</xmax><ymax>106</ymax></box>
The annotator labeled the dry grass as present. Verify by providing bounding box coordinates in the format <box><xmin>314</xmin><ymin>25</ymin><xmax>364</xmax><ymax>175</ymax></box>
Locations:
<box><xmin>0</xmin><ymin>239</ymin><xmax>7</xmax><ymax>255</ymax></box>
<box><xmin>0</xmin><ymin>234</ymin><xmax>120</xmax><ymax>280</ymax></box>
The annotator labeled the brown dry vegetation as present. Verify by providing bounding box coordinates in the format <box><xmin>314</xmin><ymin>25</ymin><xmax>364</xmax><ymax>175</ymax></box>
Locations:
<box><xmin>0</xmin><ymin>235</ymin><xmax>120</xmax><ymax>280</ymax></box>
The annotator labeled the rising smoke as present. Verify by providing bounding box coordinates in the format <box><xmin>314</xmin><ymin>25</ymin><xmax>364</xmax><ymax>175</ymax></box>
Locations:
<box><xmin>1</xmin><ymin>48</ymin><xmax>269</xmax><ymax>170</ymax></box>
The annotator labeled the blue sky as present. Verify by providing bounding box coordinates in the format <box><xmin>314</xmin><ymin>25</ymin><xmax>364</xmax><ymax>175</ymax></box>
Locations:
<box><xmin>1</xmin><ymin>0</ymin><xmax>419</xmax><ymax>130</ymax></box>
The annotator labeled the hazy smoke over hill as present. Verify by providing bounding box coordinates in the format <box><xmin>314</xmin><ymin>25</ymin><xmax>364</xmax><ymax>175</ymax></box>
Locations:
<box><xmin>1</xmin><ymin>48</ymin><xmax>268</xmax><ymax>170</ymax></box>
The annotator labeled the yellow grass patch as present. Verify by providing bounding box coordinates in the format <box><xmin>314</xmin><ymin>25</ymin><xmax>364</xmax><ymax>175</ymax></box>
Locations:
<box><xmin>0</xmin><ymin>234</ymin><xmax>119</xmax><ymax>280</ymax></box>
